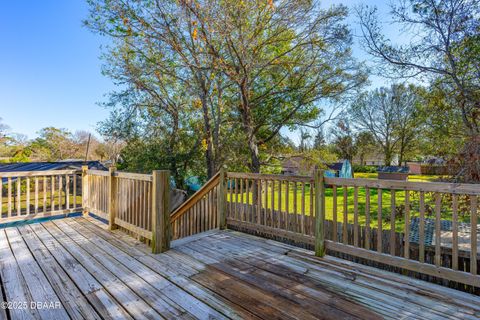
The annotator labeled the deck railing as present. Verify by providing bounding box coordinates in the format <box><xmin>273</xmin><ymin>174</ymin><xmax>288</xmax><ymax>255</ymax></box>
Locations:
<box><xmin>170</xmin><ymin>171</ymin><xmax>221</xmax><ymax>240</ymax></box>
<box><xmin>2</xmin><ymin>166</ymin><xmax>479</xmax><ymax>289</ymax></box>
<box><xmin>0</xmin><ymin>169</ymin><xmax>82</xmax><ymax>223</ymax></box>
<box><xmin>224</xmin><ymin>171</ymin><xmax>480</xmax><ymax>289</ymax></box>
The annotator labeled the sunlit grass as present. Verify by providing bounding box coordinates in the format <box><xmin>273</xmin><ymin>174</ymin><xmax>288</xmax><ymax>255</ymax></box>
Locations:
<box><xmin>227</xmin><ymin>174</ymin><xmax>466</xmax><ymax>232</ymax></box>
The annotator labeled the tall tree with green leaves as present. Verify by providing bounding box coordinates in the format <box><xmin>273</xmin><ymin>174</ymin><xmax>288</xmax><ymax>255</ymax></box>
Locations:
<box><xmin>350</xmin><ymin>84</ymin><xmax>422</xmax><ymax>165</ymax></box>
<box><xmin>182</xmin><ymin>0</ymin><xmax>366</xmax><ymax>172</ymax></box>
<box><xmin>357</xmin><ymin>0</ymin><xmax>480</xmax><ymax>179</ymax></box>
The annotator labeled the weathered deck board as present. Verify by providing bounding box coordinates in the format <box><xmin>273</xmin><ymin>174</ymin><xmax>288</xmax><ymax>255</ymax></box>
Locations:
<box><xmin>0</xmin><ymin>216</ymin><xmax>479</xmax><ymax>320</ymax></box>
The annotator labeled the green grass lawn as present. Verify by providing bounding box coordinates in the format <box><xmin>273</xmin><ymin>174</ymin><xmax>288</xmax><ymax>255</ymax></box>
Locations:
<box><xmin>227</xmin><ymin>174</ymin><xmax>466</xmax><ymax>232</ymax></box>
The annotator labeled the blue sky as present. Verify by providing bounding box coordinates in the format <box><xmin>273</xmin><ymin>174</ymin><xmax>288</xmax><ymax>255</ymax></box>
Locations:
<box><xmin>0</xmin><ymin>0</ymin><xmax>398</xmax><ymax>140</ymax></box>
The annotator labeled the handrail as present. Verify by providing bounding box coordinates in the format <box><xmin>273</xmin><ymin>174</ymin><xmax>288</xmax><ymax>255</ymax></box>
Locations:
<box><xmin>170</xmin><ymin>171</ymin><xmax>220</xmax><ymax>222</ymax></box>
<box><xmin>325</xmin><ymin>177</ymin><xmax>480</xmax><ymax>195</ymax></box>
<box><xmin>0</xmin><ymin>169</ymin><xmax>81</xmax><ymax>178</ymax></box>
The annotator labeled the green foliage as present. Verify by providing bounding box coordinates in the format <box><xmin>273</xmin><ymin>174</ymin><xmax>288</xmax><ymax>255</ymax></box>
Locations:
<box><xmin>352</xmin><ymin>165</ymin><xmax>377</xmax><ymax>173</ymax></box>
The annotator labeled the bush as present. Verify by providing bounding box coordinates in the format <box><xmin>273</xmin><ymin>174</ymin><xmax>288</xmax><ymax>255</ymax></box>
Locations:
<box><xmin>352</xmin><ymin>165</ymin><xmax>378</xmax><ymax>173</ymax></box>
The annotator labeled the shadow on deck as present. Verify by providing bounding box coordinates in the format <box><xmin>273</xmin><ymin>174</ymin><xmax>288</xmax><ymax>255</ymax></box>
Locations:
<box><xmin>1</xmin><ymin>216</ymin><xmax>479</xmax><ymax>319</ymax></box>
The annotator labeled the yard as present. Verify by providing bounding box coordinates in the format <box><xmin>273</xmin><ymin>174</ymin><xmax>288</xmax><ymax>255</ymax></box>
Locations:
<box><xmin>226</xmin><ymin>174</ymin><xmax>468</xmax><ymax>232</ymax></box>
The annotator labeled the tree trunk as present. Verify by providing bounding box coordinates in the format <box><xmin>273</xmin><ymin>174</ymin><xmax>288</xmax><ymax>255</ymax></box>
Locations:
<box><xmin>238</xmin><ymin>79</ymin><xmax>261</xmax><ymax>173</ymax></box>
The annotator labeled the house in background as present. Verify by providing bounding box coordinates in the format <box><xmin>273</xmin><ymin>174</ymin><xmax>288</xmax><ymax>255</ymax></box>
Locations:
<box><xmin>281</xmin><ymin>156</ymin><xmax>315</xmax><ymax>176</ymax></box>
<box><xmin>327</xmin><ymin>160</ymin><xmax>353</xmax><ymax>178</ymax></box>
<box><xmin>353</xmin><ymin>151</ymin><xmax>400</xmax><ymax>166</ymax></box>
<box><xmin>281</xmin><ymin>157</ymin><xmax>353</xmax><ymax>178</ymax></box>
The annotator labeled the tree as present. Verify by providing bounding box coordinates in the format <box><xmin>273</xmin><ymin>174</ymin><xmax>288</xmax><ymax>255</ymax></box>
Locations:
<box><xmin>313</xmin><ymin>127</ymin><xmax>326</xmax><ymax>150</ymax></box>
<box><xmin>331</xmin><ymin>119</ymin><xmax>356</xmax><ymax>162</ymax></box>
<box><xmin>183</xmin><ymin>0</ymin><xmax>366</xmax><ymax>172</ymax></box>
<box><xmin>354</xmin><ymin>131</ymin><xmax>376</xmax><ymax>165</ymax></box>
<box><xmin>85</xmin><ymin>0</ymin><xmax>227</xmax><ymax>178</ymax></box>
<box><xmin>357</xmin><ymin>0</ymin><xmax>480</xmax><ymax>178</ymax></box>
<box><xmin>299</xmin><ymin>129</ymin><xmax>312</xmax><ymax>152</ymax></box>
<box><xmin>350</xmin><ymin>84</ymin><xmax>422</xmax><ymax>165</ymax></box>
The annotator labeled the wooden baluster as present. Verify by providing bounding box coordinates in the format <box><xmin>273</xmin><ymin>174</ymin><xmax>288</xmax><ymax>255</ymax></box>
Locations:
<box><xmin>278</xmin><ymin>180</ymin><xmax>282</xmax><ymax>229</ymax></box>
<box><xmin>309</xmin><ymin>182</ymin><xmax>314</xmax><ymax>236</ymax></box>
<box><xmin>419</xmin><ymin>191</ymin><xmax>425</xmax><ymax>263</ymax></box>
<box><xmin>66</xmin><ymin>175</ymin><xmax>70</xmax><ymax>210</ymax></box>
<box><xmin>34</xmin><ymin>177</ymin><xmax>39</xmax><ymax>214</ymax></box>
<box><xmin>240</xmin><ymin>178</ymin><xmax>244</xmax><ymax>222</ymax></box>
<box><xmin>285</xmin><ymin>182</ymin><xmax>290</xmax><ymax>231</ymax></box>
<box><xmin>434</xmin><ymin>193</ymin><xmax>442</xmax><ymax>267</ymax></box>
<box><xmin>257</xmin><ymin>179</ymin><xmax>262</xmax><ymax>225</ymax></box>
<box><xmin>343</xmin><ymin>186</ymin><xmax>348</xmax><ymax>244</ymax></box>
<box><xmin>314</xmin><ymin>170</ymin><xmax>325</xmax><ymax>257</ymax></box>
<box><xmin>26</xmin><ymin>177</ymin><xmax>30</xmax><ymax>215</ymax></box>
<box><xmin>234</xmin><ymin>178</ymin><xmax>239</xmax><ymax>220</ymax></box>
<box><xmin>7</xmin><ymin>177</ymin><xmax>11</xmax><ymax>217</ymax></box>
<box><xmin>301</xmin><ymin>182</ymin><xmax>306</xmax><ymax>235</ymax></box>
<box><xmin>264</xmin><ymin>180</ymin><xmax>269</xmax><ymax>226</ymax></box>
<box><xmin>377</xmin><ymin>189</ymin><xmax>383</xmax><ymax>253</ymax></box>
<box><xmin>470</xmin><ymin>195</ymin><xmax>477</xmax><ymax>275</ymax></box>
<box><xmin>354</xmin><ymin>186</ymin><xmax>359</xmax><ymax>247</ymax></box>
<box><xmin>58</xmin><ymin>175</ymin><xmax>62</xmax><ymax>210</ymax></box>
<box><xmin>293</xmin><ymin>182</ymin><xmax>298</xmax><ymax>233</ymax></box>
<box><xmin>390</xmin><ymin>190</ymin><xmax>396</xmax><ymax>256</ymax></box>
<box><xmin>365</xmin><ymin>187</ymin><xmax>371</xmax><ymax>250</ymax></box>
<box><xmin>73</xmin><ymin>174</ymin><xmax>77</xmax><ymax>209</ymax></box>
<box><xmin>404</xmin><ymin>191</ymin><xmax>410</xmax><ymax>259</ymax></box>
<box><xmin>43</xmin><ymin>176</ymin><xmax>47</xmax><ymax>214</ymax></box>
<box><xmin>229</xmin><ymin>178</ymin><xmax>234</xmax><ymax>218</ymax></box>
<box><xmin>16</xmin><ymin>177</ymin><xmax>21</xmax><ymax>216</ymax></box>
<box><xmin>332</xmin><ymin>186</ymin><xmax>337</xmax><ymax>242</ymax></box>
<box><xmin>51</xmin><ymin>176</ymin><xmax>55</xmax><ymax>211</ymax></box>
<box><xmin>245</xmin><ymin>179</ymin><xmax>250</xmax><ymax>222</ymax></box>
<box><xmin>271</xmin><ymin>180</ymin><xmax>275</xmax><ymax>228</ymax></box>
<box><xmin>452</xmin><ymin>195</ymin><xmax>458</xmax><ymax>270</ymax></box>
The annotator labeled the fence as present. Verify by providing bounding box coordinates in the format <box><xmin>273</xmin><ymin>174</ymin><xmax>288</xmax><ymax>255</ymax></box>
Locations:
<box><xmin>2</xmin><ymin>166</ymin><xmax>479</xmax><ymax>290</ymax></box>
<box><xmin>224</xmin><ymin>171</ymin><xmax>480</xmax><ymax>290</ymax></box>
<box><xmin>0</xmin><ymin>169</ymin><xmax>82</xmax><ymax>223</ymax></box>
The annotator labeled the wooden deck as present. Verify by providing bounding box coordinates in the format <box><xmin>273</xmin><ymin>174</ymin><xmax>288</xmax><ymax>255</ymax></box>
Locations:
<box><xmin>0</xmin><ymin>217</ymin><xmax>479</xmax><ymax>320</ymax></box>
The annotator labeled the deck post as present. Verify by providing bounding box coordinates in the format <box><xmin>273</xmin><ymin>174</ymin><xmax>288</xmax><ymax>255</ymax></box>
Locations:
<box><xmin>152</xmin><ymin>170</ymin><xmax>171</xmax><ymax>253</ymax></box>
<box><xmin>217</xmin><ymin>168</ymin><xmax>227</xmax><ymax>229</ymax></box>
<box><xmin>108</xmin><ymin>166</ymin><xmax>117</xmax><ymax>230</ymax></box>
<box><xmin>314</xmin><ymin>169</ymin><xmax>326</xmax><ymax>257</ymax></box>
<box><xmin>81</xmin><ymin>165</ymin><xmax>88</xmax><ymax>217</ymax></box>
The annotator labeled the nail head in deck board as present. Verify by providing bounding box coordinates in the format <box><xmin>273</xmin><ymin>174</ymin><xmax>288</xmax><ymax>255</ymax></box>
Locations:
<box><xmin>152</xmin><ymin>170</ymin><xmax>171</xmax><ymax>253</ymax></box>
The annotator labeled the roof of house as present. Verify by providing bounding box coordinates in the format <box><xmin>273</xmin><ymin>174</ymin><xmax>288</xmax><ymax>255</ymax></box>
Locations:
<box><xmin>327</xmin><ymin>162</ymin><xmax>344</xmax><ymax>171</ymax></box>
<box><xmin>377</xmin><ymin>166</ymin><xmax>409</xmax><ymax>173</ymax></box>
<box><xmin>0</xmin><ymin>161</ymin><xmax>106</xmax><ymax>172</ymax></box>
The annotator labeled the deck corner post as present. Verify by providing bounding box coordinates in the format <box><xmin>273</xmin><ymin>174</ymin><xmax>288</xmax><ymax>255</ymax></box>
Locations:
<box><xmin>108</xmin><ymin>166</ymin><xmax>117</xmax><ymax>230</ymax></box>
<box><xmin>81</xmin><ymin>165</ymin><xmax>89</xmax><ymax>217</ymax></box>
<box><xmin>152</xmin><ymin>170</ymin><xmax>171</xmax><ymax>254</ymax></box>
<box><xmin>217</xmin><ymin>168</ymin><xmax>227</xmax><ymax>230</ymax></box>
<box><xmin>314</xmin><ymin>169</ymin><xmax>326</xmax><ymax>257</ymax></box>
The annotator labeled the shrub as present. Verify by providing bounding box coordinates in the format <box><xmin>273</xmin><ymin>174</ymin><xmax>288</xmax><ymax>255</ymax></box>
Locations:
<box><xmin>352</xmin><ymin>165</ymin><xmax>378</xmax><ymax>173</ymax></box>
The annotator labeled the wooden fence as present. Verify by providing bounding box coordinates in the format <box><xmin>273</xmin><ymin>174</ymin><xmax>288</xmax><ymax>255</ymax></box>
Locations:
<box><xmin>224</xmin><ymin>171</ymin><xmax>480</xmax><ymax>291</ymax></box>
<box><xmin>0</xmin><ymin>169</ymin><xmax>82</xmax><ymax>223</ymax></box>
<box><xmin>170</xmin><ymin>171</ymin><xmax>221</xmax><ymax>240</ymax></box>
<box><xmin>2</xmin><ymin>166</ymin><xmax>480</xmax><ymax>291</ymax></box>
